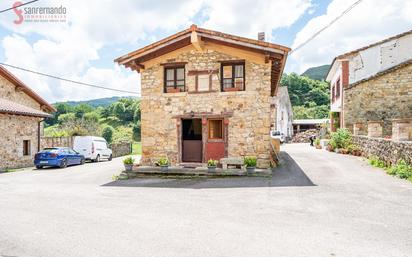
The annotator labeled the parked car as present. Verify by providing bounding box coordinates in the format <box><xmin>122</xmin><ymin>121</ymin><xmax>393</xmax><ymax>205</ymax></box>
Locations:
<box><xmin>270</xmin><ymin>131</ymin><xmax>286</xmax><ymax>143</ymax></box>
<box><xmin>73</xmin><ymin>136</ymin><xmax>112</xmax><ymax>162</ymax></box>
<box><xmin>34</xmin><ymin>147</ymin><xmax>85</xmax><ymax>169</ymax></box>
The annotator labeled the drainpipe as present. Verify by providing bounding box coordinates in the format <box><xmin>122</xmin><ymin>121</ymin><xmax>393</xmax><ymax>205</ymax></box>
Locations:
<box><xmin>38</xmin><ymin>118</ymin><xmax>44</xmax><ymax>152</ymax></box>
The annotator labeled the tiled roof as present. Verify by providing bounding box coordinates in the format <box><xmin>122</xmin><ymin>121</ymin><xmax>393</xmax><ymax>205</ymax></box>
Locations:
<box><xmin>0</xmin><ymin>98</ymin><xmax>52</xmax><ymax>118</ymax></box>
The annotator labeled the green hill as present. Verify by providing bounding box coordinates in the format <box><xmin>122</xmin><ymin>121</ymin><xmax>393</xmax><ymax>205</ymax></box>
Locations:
<box><xmin>301</xmin><ymin>65</ymin><xmax>330</xmax><ymax>81</ymax></box>
<box><xmin>55</xmin><ymin>96</ymin><xmax>139</xmax><ymax>108</ymax></box>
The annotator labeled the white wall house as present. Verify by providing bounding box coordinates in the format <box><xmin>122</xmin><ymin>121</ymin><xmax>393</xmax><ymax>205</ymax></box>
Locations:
<box><xmin>271</xmin><ymin>86</ymin><xmax>293</xmax><ymax>139</ymax></box>
<box><xmin>326</xmin><ymin>30</ymin><xmax>412</xmax><ymax>131</ymax></box>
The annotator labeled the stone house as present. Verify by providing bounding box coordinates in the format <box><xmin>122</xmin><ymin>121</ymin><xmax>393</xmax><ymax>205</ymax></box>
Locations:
<box><xmin>115</xmin><ymin>25</ymin><xmax>290</xmax><ymax>168</ymax></box>
<box><xmin>326</xmin><ymin>30</ymin><xmax>412</xmax><ymax>135</ymax></box>
<box><xmin>271</xmin><ymin>86</ymin><xmax>293</xmax><ymax>139</ymax></box>
<box><xmin>0</xmin><ymin>66</ymin><xmax>55</xmax><ymax>170</ymax></box>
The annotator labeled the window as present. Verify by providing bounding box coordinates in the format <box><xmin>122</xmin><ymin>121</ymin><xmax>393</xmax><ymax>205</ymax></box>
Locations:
<box><xmin>208</xmin><ymin>120</ymin><xmax>223</xmax><ymax>140</ymax></box>
<box><xmin>332</xmin><ymin>86</ymin><xmax>335</xmax><ymax>102</ymax></box>
<box><xmin>164</xmin><ymin>66</ymin><xmax>185</xmax><ymax>93</ymax></box>
<box><xmin>336</xmin><ymin>79</ymin><xmax>341</xmax><ymax>98</ymax></box>
<box><xmin>23</xmin><ymin>140</ymin><xmax>30</xmax><ymax>156</ymax></box>
<box><xmin>221</xmin><ymin>62</ymin><xmax>245</xmax><ymax>91</ymax></box>
<box><xmin>197</xmin><ymin>74</ymin><xmax>210</xmax><ymax>92</ymax></box>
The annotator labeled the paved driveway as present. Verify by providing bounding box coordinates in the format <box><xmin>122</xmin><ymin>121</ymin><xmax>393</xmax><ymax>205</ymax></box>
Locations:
<box><xmin>0</xmin><ymin>144</ymin><xmax>411</xmax><ymax>257</ymax></box>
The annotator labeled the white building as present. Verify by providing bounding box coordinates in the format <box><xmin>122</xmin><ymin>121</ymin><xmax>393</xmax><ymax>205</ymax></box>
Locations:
<box><xmin>271</xmin><ymin>86</ymin><xmax>293</xmax><ymax>139</ymax></box>
<box><xmin>326</xmin><ymin>30</ymin><xmax>412</xmax><ymax>130</ymax></box>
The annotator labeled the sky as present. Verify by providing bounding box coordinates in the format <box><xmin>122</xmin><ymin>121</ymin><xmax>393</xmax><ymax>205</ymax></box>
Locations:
<box><xmin>0</xmin><ymin>0</ymin><xmax>411</xmax><ymax>103</ymax></box>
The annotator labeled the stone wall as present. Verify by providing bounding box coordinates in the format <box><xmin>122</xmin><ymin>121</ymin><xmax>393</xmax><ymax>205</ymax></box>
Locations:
<box><xmin>344</xmin><ymin>63</ymin><xmax>412</xmax><ymax>136</ymax></box>
<box><xmin>0</xmin><ymin>114</ymin><xmax>41</xmax><ymax>170</ymax></box>
<box><xmin>140</xmin><ymin>45</ymin><xmax>272</xmax><ymax>168</ymax></box>
<box><xmin>41</xmin><ymin>136</ymin><xmax>74</xmax><ymax>149</ymax></box>
<box><xmin>111</xmin><ymin>142</ymin><xmax>132</xmax><ymax>158</ymax></box>
<box><xmin>353</xmin><ymin>135</ymin><xmax>412</xmax><ymax>165</ymax></box>
<box><xmin>0</xmin><ymin>76</ymin><xmax>41</xmax><ymax>110</ymax></box>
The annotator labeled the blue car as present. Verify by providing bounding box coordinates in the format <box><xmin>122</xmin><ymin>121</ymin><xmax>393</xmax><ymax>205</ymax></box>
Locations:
<box><xmin>34</xmin><ymin>147</ymin><xmax>85</xmax><ymax>169</ymax></box>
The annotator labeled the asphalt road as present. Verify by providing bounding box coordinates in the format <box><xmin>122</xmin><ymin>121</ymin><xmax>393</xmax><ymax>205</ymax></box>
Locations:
<box><xmin>0</xmin><ymin>144</ymin><xmax>411</xmax><ymax>257</ymax></box>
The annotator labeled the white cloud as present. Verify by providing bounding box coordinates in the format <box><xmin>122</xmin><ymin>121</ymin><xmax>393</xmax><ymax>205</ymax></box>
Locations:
<box><xmin>202</xmin><ymin>0</ymin><xmax>312</xmax><ymax>40</ymax></box>
<box><xmin>289</xmin><ymin>0</ymin><xmax>412</xmax><ymax>73</ymax></box>
<box><xmin>0</xmin><ymin>0</ymin><xmax>312</xmax><ymax>102</ymax></box>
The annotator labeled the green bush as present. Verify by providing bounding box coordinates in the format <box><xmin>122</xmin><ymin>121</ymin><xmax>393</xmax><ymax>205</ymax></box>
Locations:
<box><xmin>330</xmin><ymin>128</ymin><xmax>352</xmax><ymax>149</ymax></box>
<box><xmin>244</xmin><ymin>156</ymin><xmax>257</xmax><ymax>167</ymax></box>
<box><xmin>387</xmin><ymin>159</ymin><xmax>412</xmax><ymax>179</ymax></box>
<box><xmin>314</xmin><ymin>138</ymin><xmax>320</xmax><ymax>146</ymax></box>
<box><xmin>368</xmin><ymin>155</ymin><xmax>387</xmax><ymax>169</ymax></box>
<box><xmin>101</xmin><ymin>125</ymin><xmax>115</xmax><ymax>144</ymax></box>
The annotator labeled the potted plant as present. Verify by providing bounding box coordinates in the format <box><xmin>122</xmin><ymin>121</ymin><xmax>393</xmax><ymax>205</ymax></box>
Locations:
<box><xmin>157</xmin><ymin>157</ymin><xmax>169</xmax><ymax>172</ymax></box>
<box><xmin>314</xmin><ymin>138</ymin><xmax>322</xmax><ymax>149</ymax></box>
<box><xmin>123</xmin><ymin>157</ymin><xmax>135</xmax><ymax>171</ymax></box>
<box><xmin>207</xmin><ymin>159</ymin><xmax>218</xmax><ymax>172</ymax></box>
<box><xmin>244</xmin><ymin>156</ymin><xmax>257</xmax><ymax>174</ymax></box>
<box><xmin>166</xmin><ymin>87</ymin><xmax>182</xmax><ymax>93</ymax></box>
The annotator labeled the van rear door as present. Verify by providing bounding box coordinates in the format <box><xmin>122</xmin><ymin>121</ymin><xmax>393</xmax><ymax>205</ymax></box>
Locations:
<box><xmin>74</xmin><ymin>137</ymin><xmax>92</xmax><ymax>159</ymax></box>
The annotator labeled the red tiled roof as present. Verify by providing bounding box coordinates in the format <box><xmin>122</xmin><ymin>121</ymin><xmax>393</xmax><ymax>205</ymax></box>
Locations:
<box><xmin>0</xmin><ymin>98</ymin><xmax>52</xmax><ymax>118</ymax></box>
<box><xmin>0</xmin><ymin>65</ymin><xmax>56</xmax><ymax>113</ymax></box>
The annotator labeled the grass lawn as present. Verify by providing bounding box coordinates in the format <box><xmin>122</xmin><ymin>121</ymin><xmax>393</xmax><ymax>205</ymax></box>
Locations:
<box><xmin>132</xmin><ymin>142</ymin><xmax>142</xmax><ymax>155</ymax></box>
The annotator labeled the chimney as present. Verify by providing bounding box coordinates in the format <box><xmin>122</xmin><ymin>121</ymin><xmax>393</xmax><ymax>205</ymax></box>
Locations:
<box><xmin>258</xmin><ymin>32</ymin><xmax>265</xmax><ymax>41</ymax></box>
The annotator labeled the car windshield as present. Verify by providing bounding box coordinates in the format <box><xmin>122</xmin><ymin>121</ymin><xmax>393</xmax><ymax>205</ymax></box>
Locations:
<box><xmin>272</xmin><ymin>131</ymin><xmax>281</xmax><ymax>136</ymax></box>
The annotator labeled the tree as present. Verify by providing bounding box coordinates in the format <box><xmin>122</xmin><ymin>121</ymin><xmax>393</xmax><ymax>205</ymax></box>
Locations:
<box><xmin>102</xmin><ymin>126</ymin><xmax>115</xmax><ymax>144</ymax></box>
<box><xmin>132</xmin><ymin>121</ymin><xmax>141</xmax><ymax>141</ymax></box>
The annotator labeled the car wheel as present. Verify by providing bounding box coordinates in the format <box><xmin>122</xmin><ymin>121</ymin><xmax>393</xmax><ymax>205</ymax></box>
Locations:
<box><xmin>60</xmin><ymin>159</ymin><xmax>68</xmax><ymax>168</ymax></box>
<box><xmin>108</xmin><ymin>154</ymin><xmax>112</xmax><ymax>161</ymax></box>
<box><xmin>95</xmin><ymin>155</ymin><xmax>100</xmax><ymax>163</ymax></box>
<box><xmin>36</xmin><ymin>165</ymin><xmax>42</xmax><ymax>169</ymax></box>
<box><xmin>80</xmin><ymin>158</ymin><xmax>85</xmax><ymax>165</ymax></box>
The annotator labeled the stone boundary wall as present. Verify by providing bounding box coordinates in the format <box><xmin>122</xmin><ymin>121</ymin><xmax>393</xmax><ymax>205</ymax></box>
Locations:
<box><xmin>41</xmin><ymin>137</ymin><xmax>74</xmax><ymax>149</ymax></box>
<box><xmin>41</xmin><ymin>137</ymin><xmax>132</xmax><ymax>158</ymax></box>
<box><xmin>353</xmin><ymin>135</ymin><xmax>412</xmax><ymax>165</ymax></box>
<box><xmin>110</xmin><ymin>142</ymin><xmax>132</xmax><ymax>158</ymax></box>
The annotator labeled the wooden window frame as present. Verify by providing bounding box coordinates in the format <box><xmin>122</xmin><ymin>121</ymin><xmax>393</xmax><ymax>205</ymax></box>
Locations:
<box><xmin>208</xmin><ymin>119</ymin><xmax>224</xmax><ymax>140</ymax></box>
<box><xmin>23</xmin><ymin>140</ymin><xmax>30</xmax><ymax>156</ymax></box>
<box><xmin>336</xmin><ymin>78</ymin><xmax>341</xmax><ymax>98</ymax></box>
<box><xmin>164</xmin><ymin>65</ymin><xmax>185</xmax><ymax>93</ymax></box>
<box><xmin>220</xmin><ymin>62</ymin><xmax>245</xmax><ymax>92</ymax></box>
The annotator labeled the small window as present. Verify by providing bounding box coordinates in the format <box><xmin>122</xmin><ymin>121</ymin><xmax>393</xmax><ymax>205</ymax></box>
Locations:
<box><xmin>197</xmin><ymin>74</ymin><xmax>210</xmax><ymax>92</ymax></box>
<box><xmin>23</xmin><ymin>140</ymin><xmax>30</xmax><ymax>156</ymax></box>
<box><xmin>336</xmin><ymin>79</ymin><xmax>341</xmax><ymax>98</ymax></box>
<box><xmin>221</xmin><ymin>62</ymin><xmax>245</xmax><ymax>91</ymax></box>
<box><xmin>164</xmin><ymin>66</ymin><xmax>185</xmax><ymax>93</ymax></box>
<box><xmin>208</xmin><ymin>120</ymin><xmax>223</xmax><ymax>140</ymax></box>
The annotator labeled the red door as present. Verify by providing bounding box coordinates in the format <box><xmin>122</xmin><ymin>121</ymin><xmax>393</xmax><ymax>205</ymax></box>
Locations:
<box><xmin>205</xmin><ymin>119</ymin><xmax>226</xmax><ymax>161</ymax></box>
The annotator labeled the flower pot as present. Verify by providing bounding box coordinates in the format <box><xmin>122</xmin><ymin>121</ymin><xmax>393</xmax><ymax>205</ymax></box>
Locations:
<box><xmin>223</xmin><ymin>87</ymin><xmax>240</xmax><ymax>92</ymax></box>
<box><xmin>166</xmin><ymin>88</ymin><xmax>182</xmax><ymax>93</ymax></box>
<box><xmin>208</xmin><ymin>166</ymin><xmax>216</xmax><ymax>173</ymax></box>
<box><xmin>160</xmin><ymin>165</ymin><xmax>169</xmax><ymax>172</ymax></box>
<box><xmin>246</xmin><ymin>166</ymin><xmax>256</xmax><ymax>174</ymax></box>
<box><xmin>124</xmin><ymin>164</ymin><xmax>133</xmax><ymax>172</ymax></box>
<box><xmin>315</xmin><ymin>145</ymin><xmax>322</xmax><ymax>149</ymax></box>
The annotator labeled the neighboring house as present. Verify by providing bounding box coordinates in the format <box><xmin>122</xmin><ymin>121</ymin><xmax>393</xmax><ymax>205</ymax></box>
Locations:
<box><xmin>271</xmin><ymin>86</ymin><xmax>293</xmax><ymax>139</ymax></box>
<box><xmin>0</xmin><ymin>66</ymin><xmax>55</xmax><ymax>170</ymax></box>
<box><xmin>292</xmin><ymin>119</ymin><xmax>329</xmax><ymax>134</ymax></box>
<box><xmin>115</xmin><ymin>25</ymin><xmax>290</xmax><ymax>168</ymax></box>
<box><xmin>326</xmin><ymin>30</ymin><xmax>412</xmax><ymax>135</ymax></box>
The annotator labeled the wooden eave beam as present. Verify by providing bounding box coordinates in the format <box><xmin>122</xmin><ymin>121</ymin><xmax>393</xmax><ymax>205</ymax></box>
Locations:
<box><xmin>191</xmin><ymin>31</ymin><xmax>204</xmax><ymax>52</ymax></box>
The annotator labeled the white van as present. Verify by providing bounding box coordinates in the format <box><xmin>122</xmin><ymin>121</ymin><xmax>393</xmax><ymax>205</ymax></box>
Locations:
<box><xmin>73</xmin><ymin>136</ymin><xmax>113</xmax><ymax>162</ymax></box>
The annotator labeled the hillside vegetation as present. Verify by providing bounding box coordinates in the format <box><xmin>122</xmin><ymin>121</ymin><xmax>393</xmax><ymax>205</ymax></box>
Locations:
<box><xmin>45</xmin><ymin>98</ymin><xmax>141</xmax><ymax>144</ymax></box>
<box><xmin>301</xmin><ymin>64</ymin><xmax>330</xmax><ymax>81</ymax></box>
<box><xmin>281</xmin><ymin>73</ymin><xmax>330</xmax><ymax>119</ymax></box>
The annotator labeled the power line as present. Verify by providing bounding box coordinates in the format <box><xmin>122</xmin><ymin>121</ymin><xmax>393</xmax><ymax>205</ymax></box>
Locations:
<box><xmin>289</xmin><ymin>0</ymin><xmax>364</xmax><ymax>55</ymax></box>
<box><xmin>0</xmin><ymin>0</ymin><xmax>40</xmax><ymax>14</ymax></box>
<box><xmin>0</xmin><ymin>62</ymin><xmax>140</xmax><ymax>95</ymax></box>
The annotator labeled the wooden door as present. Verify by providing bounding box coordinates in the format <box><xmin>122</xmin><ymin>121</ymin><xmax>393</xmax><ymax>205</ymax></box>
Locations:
<box><xmin>182</xmin><ymin>119</ymin><xmax>202</xmax><ymax>162</ymax></box>
<box><xmin>205</xmin><ymin>119</ymin><xmax>226</xmax><ymax>161</ymax></box>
